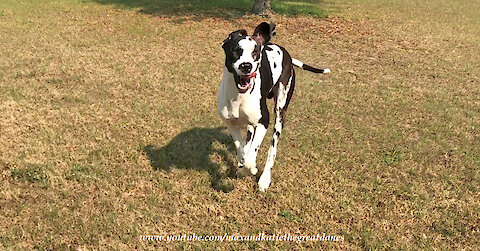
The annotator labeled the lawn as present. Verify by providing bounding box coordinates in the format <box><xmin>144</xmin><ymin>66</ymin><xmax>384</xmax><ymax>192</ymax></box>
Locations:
<box><xmin>0</xmin><ymin>0</ymin><xmax>479</xmax><ymax>249</ymax></box>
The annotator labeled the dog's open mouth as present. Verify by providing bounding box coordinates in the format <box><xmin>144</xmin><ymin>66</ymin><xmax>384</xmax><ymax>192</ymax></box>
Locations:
<box><xmin>237</xmin><ymin>73</ymin><xmax>257</xmax><ymax>93</ymax></box>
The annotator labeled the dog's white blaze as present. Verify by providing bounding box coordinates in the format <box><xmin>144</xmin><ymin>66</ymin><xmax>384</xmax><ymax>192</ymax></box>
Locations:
<box><xmin>233</xmin><ymin>38</ymin><xmax>259</xmax><ymax>75</ymax></box>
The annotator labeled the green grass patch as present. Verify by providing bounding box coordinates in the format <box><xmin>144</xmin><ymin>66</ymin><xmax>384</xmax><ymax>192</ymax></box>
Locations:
<box><xmin>381</xmin><ymin>150</ymin><xmax>402</xmax><ymax>166</ymax></box>
<box><xmin>273</xmin><ymin>0</ymin><xmax>325</xmax><ymax>17</ymax></box>
<box><xmin>11</xmin><ymin>164</ymin><xmax>50</xmax><ymax>187</ymax></box>
<box><xmin>65</xmin><ymin>164</ymin><xmax>101</xmax><ymax>184</ymax></box>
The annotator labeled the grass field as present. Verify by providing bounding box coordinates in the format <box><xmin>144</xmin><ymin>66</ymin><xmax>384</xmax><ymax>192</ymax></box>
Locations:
<box><xmin>1</xmin><ymin>0</ymin><xmax>479</xmax><ymax>249</ymax></box>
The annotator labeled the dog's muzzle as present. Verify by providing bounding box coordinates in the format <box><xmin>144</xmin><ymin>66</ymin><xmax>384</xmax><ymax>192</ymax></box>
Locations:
<box><xmin>237</xmin><ymin>72</ymin><xmax>257</xmax><ymax>93</ymax></box>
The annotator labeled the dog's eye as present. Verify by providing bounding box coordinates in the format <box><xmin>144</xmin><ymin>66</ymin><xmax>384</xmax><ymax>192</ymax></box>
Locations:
<box><xmin>235</xmin><ymin>48</ymin><xmax>242</xmax><ymax>55</ymax></box>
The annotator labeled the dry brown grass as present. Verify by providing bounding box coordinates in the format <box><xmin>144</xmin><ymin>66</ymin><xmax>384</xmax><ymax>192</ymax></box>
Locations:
<box><xmin>1</xmin><ymin>0</ymin><xmax>479</xmax><ymax>249</ymax></box>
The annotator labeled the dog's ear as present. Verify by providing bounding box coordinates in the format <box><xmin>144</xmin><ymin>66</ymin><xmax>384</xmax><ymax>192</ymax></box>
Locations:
<box><xmin>252</xmin><ymin>22</ymin><xmax>276</xmax><ymax>45</ymax></box>
<box><xmin>223</xmin><ymin>29</ymin><xmax>248</xmax><ymax>46</ymax></box>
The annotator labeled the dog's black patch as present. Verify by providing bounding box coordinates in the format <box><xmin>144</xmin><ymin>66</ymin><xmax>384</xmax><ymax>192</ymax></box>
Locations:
<box><xmin>274</xmin><ymin>62</ymin><xmax>277</xmax><ymax>68</ymax></box>
<box><xmin>281</xmin><ymin>46</ymin><xmax>295</xmax><ymax>115</ymax></box>
<box><xmin>222</xmin><ymin>29</ymin><xmax>247</xmax><ymax>74</ymax></box>
<box><xmin>249</xmin><ymin>81</ymin><xmax>256</xmax><ymax>94</ymax></box>
<box><xmin>279</xmin><ymin>46</ymin><xmax>293</xmax><ymax>88</ymax></box>
<box><xmin>302</xmin><ymin>64</ymin><xmax>327</xmax><ymax>73</ymax></box>
<box><xmin>285</xmin><ymin>70</ymin><xmax>295</xmax><ymax>114</ymax></box>
<box><xmin>246</xmin><ymin>130</ymin><xmax>252</xmax><ymax>143</ymax></box>
<box><xmin>258</xmin><ymin>49</ymin><xmax>274</xmax><ymax>127</ymax></box>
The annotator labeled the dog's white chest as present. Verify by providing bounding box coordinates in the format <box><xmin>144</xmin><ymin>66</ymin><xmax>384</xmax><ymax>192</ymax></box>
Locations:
<box><xmin>217</xmin><ymin>72</ymin><xmax>262</xmax><ymax>126</ymax></box>
<box><xmin>238</xmin><ymin>94</ymin><xmax>262</xmax><ymax>122</ymax></box>
<box><xmin>223</xmin><ymin>101</ymin><xmax>262</xmax><ymax>126</ymax></box>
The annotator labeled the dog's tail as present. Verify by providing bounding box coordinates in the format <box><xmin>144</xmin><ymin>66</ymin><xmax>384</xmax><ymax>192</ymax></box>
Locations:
<box><xmin>292</xmin><ymin>58</ymin><xmax>330</xmax><ymax>74</ymax></box>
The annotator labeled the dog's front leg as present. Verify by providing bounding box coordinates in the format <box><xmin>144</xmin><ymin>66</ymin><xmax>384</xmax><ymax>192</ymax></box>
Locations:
<box><xmin>241</xmin><ymin>124</ymin><xmax>267</xmax><ymax>176</ymax></box>
<box><xmin>226</xmin><ymin>124</ymin><xmax>245</xmax><ymax>170</ymax></box>
<box><xmin>244</xmin><ymin>125</ymin><xmax>255</xmax><ymax>155</ymax></box>
<box><xmin>258</xmin><ymin>114</ymin><xmax>280</xmax><ymax>191</ymax></box>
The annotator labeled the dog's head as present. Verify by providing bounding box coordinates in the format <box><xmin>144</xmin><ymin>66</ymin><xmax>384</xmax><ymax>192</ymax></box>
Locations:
<box><xmin>222</xmin><ymin>22</ymin><xmax>276</xmax><ymax>93</ymax></box>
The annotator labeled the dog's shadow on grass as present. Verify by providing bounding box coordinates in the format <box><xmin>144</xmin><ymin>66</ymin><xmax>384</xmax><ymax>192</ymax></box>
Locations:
<box><xmin>144</xmin><ymin>127</ymin><xmax>238</xmax><ymax>192</ymax></box>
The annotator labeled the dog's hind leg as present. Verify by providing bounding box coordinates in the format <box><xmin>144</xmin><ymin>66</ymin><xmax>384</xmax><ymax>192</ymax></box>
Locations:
<box><xmin>258</xmin><ymin>74</ymin><xmax>294</xmax><ymax>192</ymax></box>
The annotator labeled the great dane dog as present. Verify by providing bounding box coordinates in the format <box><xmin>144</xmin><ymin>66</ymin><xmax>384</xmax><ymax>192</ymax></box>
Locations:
<box><xmin>217</xmin><ymin>22</ymin><xmax>330</xmax><ymax>191</ymax></box>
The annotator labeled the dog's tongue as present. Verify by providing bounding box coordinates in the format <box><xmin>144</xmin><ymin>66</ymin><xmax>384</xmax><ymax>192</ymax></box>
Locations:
<box><xmin>238</xmin><ymin>76</ymin><xmax>250</xmax><ymax>90</ymax></box>
<box><xmin>238</xmin><ymin>73</ymin><xmax>256</xmax><ymax>92</ymax></box>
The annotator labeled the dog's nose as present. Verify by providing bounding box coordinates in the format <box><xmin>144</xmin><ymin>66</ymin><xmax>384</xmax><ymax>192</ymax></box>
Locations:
<box><xmin>239</xmin><ymin>62</ymin><xmax>252</xmax><ymax>73</ymax></box>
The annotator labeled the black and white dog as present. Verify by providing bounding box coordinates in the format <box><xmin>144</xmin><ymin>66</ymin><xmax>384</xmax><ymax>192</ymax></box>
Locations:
<box><xmin>217</xmin><ymin>22</ymin><xmax>330</xmax><ymax>191</ymax></box>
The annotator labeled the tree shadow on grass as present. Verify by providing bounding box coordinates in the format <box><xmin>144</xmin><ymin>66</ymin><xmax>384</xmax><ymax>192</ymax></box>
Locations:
<box><xmin>144</xmin><ymin>127</ymin><xmax>238</xmax><ymax>192</ymax></box>
<box><xmin>90</xmin><ymin>0</ymin><xmax>252</xmax><ymax>20</ymax></box>
<box><xmin>89</xmin><ymin>0</ymin><xmax>327</xmax><ymax>20</ymax></box>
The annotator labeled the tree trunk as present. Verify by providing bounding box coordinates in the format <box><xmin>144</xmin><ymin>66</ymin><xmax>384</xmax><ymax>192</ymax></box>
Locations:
<box><xmin>252</xmin><ymin>0</ymin><xmax>272</xmax><ymax>16</ymax></box>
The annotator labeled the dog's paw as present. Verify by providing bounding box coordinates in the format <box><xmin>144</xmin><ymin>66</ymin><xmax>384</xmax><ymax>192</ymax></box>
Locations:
<box><xmin>243</xmin><ymin>161</ymin><xmax>258</xmax><ymax>176</ymax></box>
<box><xmin>236</xmin><ymin>166</ymin><xmax>258</xmax><ymax>177</ymax></box>
<box><xmin>236</xmin><ymin>167</ymin><xmax>251</xmax><ymax>178</ymax></box>
<box><xmin>258</xmin><ymin>172</ymin><xmax>271</xmax><ymax>192</ymax></box>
